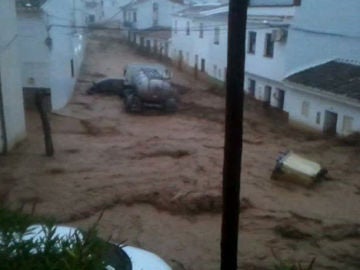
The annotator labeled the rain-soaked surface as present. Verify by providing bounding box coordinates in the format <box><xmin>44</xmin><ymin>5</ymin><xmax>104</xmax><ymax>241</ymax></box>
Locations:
<box><xmin>1</xmin><ymin>30</ymin><xmax>359</xmax><ymax>270</ymax></box>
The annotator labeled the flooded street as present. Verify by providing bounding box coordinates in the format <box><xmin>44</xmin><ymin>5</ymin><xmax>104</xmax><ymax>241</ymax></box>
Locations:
<box><xmin>1</xmin><ymin>30</ymin><xmax>359</xmax><ymax>270</ymax></box>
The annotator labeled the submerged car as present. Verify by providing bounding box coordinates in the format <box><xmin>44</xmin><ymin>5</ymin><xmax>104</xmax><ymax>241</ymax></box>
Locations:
<box><xmin>7</xmin><ymin>224</ymin><xmax>172</xmax><ymax>270</ymax></box>
<box><xmin>87</xmin><ymin>78</ymin><xmax>125</xmax><ymax>97</ymax></box>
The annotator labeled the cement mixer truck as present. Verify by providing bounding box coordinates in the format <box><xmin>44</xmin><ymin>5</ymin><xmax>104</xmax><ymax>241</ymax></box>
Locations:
<box><xmin>123</xmin><ymin>64</ymin><xmax>178</xmax><ymax>113</ymax></box>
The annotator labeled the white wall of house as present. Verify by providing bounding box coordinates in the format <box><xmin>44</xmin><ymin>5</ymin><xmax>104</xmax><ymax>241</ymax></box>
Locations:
<box><xmin>171</xmin><ymin>10</ymin><xmax>228</xmax><ymax>82</ymax></box>
<box><xmin>285</xmin><ymin>0</ymin><xmax>360</xmax><ymax>76</ymax></box>
<box><xmin>18</xmin><ymin>0</ymin><xmax>86</xmax><ymax>110</ymax></box>
<box><xmin>284</xmin><ymin>85</ymin><xmax>360</xmax><ymax>136</ymax></box>
<box><xmin>171</xmin><ymin>16</ymin><xmax>195</xmax><ymax>65</ymax></box>
<box><xmin>45</xmin><ymin>0</ymin><xmax>86</xmax><ymax>110</ymax></box>
<box><xmin>202</xmin><ymin>19</ymin><xmax>227</xmax><ymax>81</ymax></box>
<box><xmin>0</xmin><ymin>0</ymin><xmax>26</xmax><ymax>152</ymax></box>
<box><xmin>247</xmin><ymin>5</ymin><xmax>296</xmax><ymax>17</ymax></box>
<box><xmin>124</xmin><ymin>0</ymin><xmax>184</xmax><ymax>29</ymax></box>
<box><xmin>84</xmin><ymin>0</ymin><xmax>104</xmax><ymax>24</ymax></box>
<box><xmin>244</xmin><ymin>73</ymin><xmax>286</xmax><ymax>108</ymax></box>
<box><xmin>18</xmin><ymin>13</ymin><xmax>51</xmax><ymax>88</ymax></box>
<box><xmin>245</xmin><ymin>28</ymin><xmax>288</xmax><ymax>82</ymax></box>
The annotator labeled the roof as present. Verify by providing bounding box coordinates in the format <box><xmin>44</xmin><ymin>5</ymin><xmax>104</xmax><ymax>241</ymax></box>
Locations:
<box><xmin>198</xmin><ymin>11</ymin><xmax>228</xmax><ymax>22</ymax></box>
<box><xmin>175</xmin><ymin>4</ymin><xmax>223</xmax><ymax>18</ymax></box>
<box><xmin>136</xmin><ymin>26</ymin><xmax>172</xmax><ymax>40</ymax></box>
<box><xmin>247</xmin><ymin>15</ymin><xmax>291</xmax><ymax>23</ymax></box>
<box><xmin>123</xmin><ymin>0</ymin><xmax>183</xmax><ymax>9</ymax></box>
<box><xmin>285</xmin><ymin>60</ymin><xmax>360</xmax><ymax>101</ymax></box>
<box><xmin>249</xmin><ymin>0</ymin><xmax>298</xmax><ymax>7</ymax></box>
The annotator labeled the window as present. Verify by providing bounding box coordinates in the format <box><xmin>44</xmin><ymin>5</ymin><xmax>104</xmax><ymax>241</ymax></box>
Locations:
<box><xmin>248</xmin><ymin>31</ymin><xmax>256</xmax><ymax>54</ymax></box>
<box><xmin>248</xmin><ymin>79</ymin><xmax>256</xmax><ymax>96</ymax></box>
<box><xmin>199</xmin><ymin>23</ymin><xmax>204</xmax><ymax>38</ymax></box>
<box><xmin>88</xmin><ymin>14</ymin><xmax>95</xmax><ymax>23</ymax></box>
<box><xmin>70</xmin><ymin>59</ymin><xmax>74</xmax><ymax>77</ymax></box>
<box><xmin>264</xmin><ymin>33</ymin><xmax>274</xmax><ymax>58</ymax></box>
<box><xmin>316</xmin><ymin>112</ymin><xmax>321</xmax><ymax>124</ymax></box>
<box><xmin>186</xmin><ymin>21</ymin><xmax>190</xmax><ymax>35</ymax></box>
<box><xmin>342</xmin><ymin>115</ymin><xmax>353</xmax><ymax>135</ymax></box>
<box><xmin>133</xmin><ymin>11</ymin><xmax>137</xmax><ymax>22</ymax></box>
<box><xmin>214</xmin><ymin>27</ymin><xmax>220</xmax><ymax>45</ymax></box>
<box><xmin>301</xmin><ymin>101</ymin><xmax>310</xmax><ymax>117</ymax></box>
<box><xmin>174</xmin><ymin>20</ymin><xmax>177</xmax><ymax>34</ymax></box>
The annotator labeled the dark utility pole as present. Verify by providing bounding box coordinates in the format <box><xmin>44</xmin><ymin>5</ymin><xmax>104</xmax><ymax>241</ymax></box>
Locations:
<box><xmin>221</xmin><ymin>0</ymin><xmax>248</xmax><ymax>270</ymax></box>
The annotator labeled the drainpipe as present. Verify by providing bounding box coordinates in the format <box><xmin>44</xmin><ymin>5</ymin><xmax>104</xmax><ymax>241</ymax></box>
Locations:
<box><xmin>0</xmin><ymin>82</ymin><xmax>8</xmax><ymax>154</ymax></box>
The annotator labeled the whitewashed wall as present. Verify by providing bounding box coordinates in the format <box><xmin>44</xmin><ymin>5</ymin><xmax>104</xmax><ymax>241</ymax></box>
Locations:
<box><xmin>171</xmin><ymin>13</ymin><xmax>228</xmax><ymax>82</ymax></box>
<box><xmin>284</xmin><ymin>86</ymin><xmax>360</xmax><ymax>136</ymax></box>
<box><xmin>201</xmin><ymin>16</ymin><xmax>228</xmax><ymax>81</ymax></box>
<box><xmin>0</xmin><ymin>0</ymin><xmax>26</xmax><ymax>152</ymax></box>
<box><xmin>17</xmin><ymin>0</ymin><xmax>86</xmax><ymax>110</ymax></box>
<box><xmin>18</xmin><ymin>13</ymin><xmax>51</xmax><ymax>88</ymax></box>
<box><xmin>171</xmin><ymin>16</ymin><xmax>195</xmax><ymax>64</ymax></box>
<box><xmin>130</xmin><ymin>0</ymin><xmax>183</xmax><ymax>29</ymax></box>
<box><xmin>245</xmin><ymin>28</ymin><xmax>287</xmax><ymax>81</ymax></box>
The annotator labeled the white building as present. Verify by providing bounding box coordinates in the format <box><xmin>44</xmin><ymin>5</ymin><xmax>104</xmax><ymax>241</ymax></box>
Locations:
<box><xmin>0</xmin><ymin>0</ymin><xmax>26</xmax><ymax>153</ymax></box>
<box><xmin>244</xmin><ymin>1</ymin><xmax>299</xmax><ymax>109</ymax></box>
<box><xmin>282</xmin><ymin>0</ymin><xmax>360</xmax><ymax>135</ymax></box>
<box><xmin>121</xmin><ymin>0</ymin><xmax>185</xmax><ymax>57</ymax></box>
<box><xmin>171</xmin><ymin>4</ymin><xmax>228</xmax><ymax>81</ymax></box>
<box><xmin>284</xmin><ymin>59</ymin><xmax>360</xmax><ymax>136</ymax></box>
<box><xmin>83</xmin><ymin>0</ymin><xmax>105</xmax><ymax>24</ymax></box>
<box><xmin>245</xmin><ymin>0</ymin><xmax>360</xmax><ymax>136</ymax></box>
<box><xmin>17</xmin><ymin>0</ymin><xmax>86</xmax><ymax>110</ymax></box>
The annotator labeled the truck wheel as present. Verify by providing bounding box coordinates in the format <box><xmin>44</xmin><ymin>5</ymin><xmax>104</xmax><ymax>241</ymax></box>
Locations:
<box><xmin>125</xmin><ymin>95</ymin><xmax>143</xmax><ymax>113</ymax></box>
<box><xmin>164</xmin><ymin>98</ymin><xmax>177</xmax><ymax>113</ymax></box>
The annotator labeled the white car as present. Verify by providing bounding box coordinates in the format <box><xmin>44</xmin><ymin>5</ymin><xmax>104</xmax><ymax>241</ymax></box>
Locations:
<box><xmin>21</xmin><ymin>225</ymin><xmax>172</xmax><ymax>270</ymax></box>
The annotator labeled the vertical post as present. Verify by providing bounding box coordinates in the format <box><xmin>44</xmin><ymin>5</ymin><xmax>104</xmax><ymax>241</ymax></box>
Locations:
<box><xmin>221</xmin><ymin>1</ymin><xmax>248</xmax><ymax>270</ymax></box>
<box><xmin>35</xmin><ymin>91</ymin><xmax>54</xmax><ymax>157</ymax></box>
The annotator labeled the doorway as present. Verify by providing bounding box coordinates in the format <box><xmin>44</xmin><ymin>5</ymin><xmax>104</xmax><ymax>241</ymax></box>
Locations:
<box><xmin>277</xmin><ymin>89</ymin><xmax>285</xmax><ymax>110</ymax></box>
<box><xmin>200</xmin><ymin>58</ymin><xmax>205</xmax><ymax>72</ymax></box>
<box><xmin>324</xmin><ymin>110</ymin><xmax>338</xmax><ymax>135</ymax></box>
<box><xmin>264</xmin><ymin>85</ymin><xmax>271</xmax><ymax>105</ymax></box>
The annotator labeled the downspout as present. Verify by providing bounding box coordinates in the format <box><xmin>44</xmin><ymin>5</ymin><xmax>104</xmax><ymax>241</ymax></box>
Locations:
<box><xmin>0</xmin><ymin>82</ymin><xmax>8</xmax><ymax>154</ymax></box>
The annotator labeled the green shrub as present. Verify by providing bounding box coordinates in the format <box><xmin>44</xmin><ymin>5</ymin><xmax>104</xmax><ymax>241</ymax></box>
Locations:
<box><xmin>0</xmin><ymin>208</ymin><xmax>107</xmax><ymax>270</ymax></box>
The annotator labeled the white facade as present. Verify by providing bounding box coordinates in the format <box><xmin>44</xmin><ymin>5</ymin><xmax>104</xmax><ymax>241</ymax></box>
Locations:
<box><xmin>280</xmin><ymin>0</ymin><xmax>360</xmax><ymax>135</ymax></box>
<box><xmin>122</xmin><ymin>0</ymin><xmax>184</xmax><ymax>56</ymax></box>
<box><xmin>284</xmin><ymin>82</ymin><xmax>360</xmax><ymax>136</ymax></box>
<box><xmin>17</xmin><ymin>0</ymin><xmax>86</xmax><ymax>110</ymax></box>
<box><xmin>122</xmin><ymin>0</ymin><xmax>184</xmax><ymax>30</ymax></box>
<box><xmin>0</xmin><ymin>0</ymin><xmax>26</xmax><ymax>153</ymax></box>
<box><xmin>171</xmin><ymin>5</ymin><xmax>228</xmax><ymax>81</ymax></box>
<box><xmin>83</xmin><ymin>0</ymin><xmax>105</xmax><ymax>24</ymax></box>
<box><xmin>244</xmin><ymin>4</ymin><xmax>297</xmax><ymax>107</ymax></box>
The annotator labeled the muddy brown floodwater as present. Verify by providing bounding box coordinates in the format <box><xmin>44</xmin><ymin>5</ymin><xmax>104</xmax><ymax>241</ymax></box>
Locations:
<box><xmin>1</xmin><ymin>30</ymin><xmax>360</xmax><ymax>270</ymax></box>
